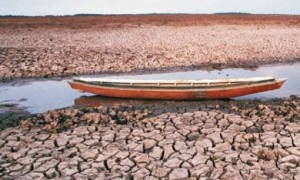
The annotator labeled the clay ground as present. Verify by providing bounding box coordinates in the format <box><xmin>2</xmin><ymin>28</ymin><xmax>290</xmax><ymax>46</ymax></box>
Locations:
<box><xmin>1</xmin><ymin>98</ymin><xmax>300</xmax><ymax>179</ymax></box>
<box><xmin>0</xmin><ymin>15</ymin><xmax>300</xmax><ymax>80</ymax></box>
<box><xmin>1</xmin><ymin>15</ymin><xmax>300</xmax><ymax>179</ymax></box>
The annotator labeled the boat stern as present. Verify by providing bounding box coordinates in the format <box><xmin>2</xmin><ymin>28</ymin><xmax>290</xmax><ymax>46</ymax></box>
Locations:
<box><xmin>276</xmin><ymin>78</ymin><xmax>287</xmax><ymax>88</ymax></box>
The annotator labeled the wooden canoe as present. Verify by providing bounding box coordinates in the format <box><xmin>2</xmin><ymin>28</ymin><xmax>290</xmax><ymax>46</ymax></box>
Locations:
<box><xmin>68</xmin><ymin>77</ymin><xmax>286</xmax><ymax>100</ymax></box>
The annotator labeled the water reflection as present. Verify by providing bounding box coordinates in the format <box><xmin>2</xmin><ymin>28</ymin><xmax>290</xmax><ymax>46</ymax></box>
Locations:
<box><xmin>0</xmin><ymin>62</ymin><xmax>299</xmax><ymax>113</ymax></box>
<box><xmin>75</xmin><ymin>95</ymin><xmax>160</xmax><ymax>107</ymax></box>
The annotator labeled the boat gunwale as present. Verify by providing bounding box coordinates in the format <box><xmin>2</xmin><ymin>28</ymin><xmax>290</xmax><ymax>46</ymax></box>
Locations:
<box><xmin>70</xmin><ymin>78</ymin><xmax>286</xmax><ymax>92</ymax></box>
<box><xmin>73</xmin><ymin>76</ymin><xmax>277</xmax><ymax>84</ymax></box>
<box><xmin>72</xmin><ymin>77</ymin><xmax>282</xmax><ymax>90</ymax></box>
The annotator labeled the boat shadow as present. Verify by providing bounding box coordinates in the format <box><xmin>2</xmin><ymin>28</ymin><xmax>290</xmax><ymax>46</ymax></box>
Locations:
<box><xmin>74</xmin><ymin>95</ymin><xmax>240</xmax><ymax>117</ymax></box>
<box><xmin>74</xmin><ymin>95</ymin><xmax>162</xmax><ymax>107</ymax></box>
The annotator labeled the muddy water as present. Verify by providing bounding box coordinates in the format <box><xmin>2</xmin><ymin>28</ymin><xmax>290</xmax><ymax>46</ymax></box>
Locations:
<box><xmin>0</xmin><ymin>63</ymin><xmax>299</xmax><ymax>113</ymax></box>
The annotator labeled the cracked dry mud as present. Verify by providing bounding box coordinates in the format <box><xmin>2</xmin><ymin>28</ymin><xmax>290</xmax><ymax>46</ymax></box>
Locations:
<box><xmin>1</xmin><ymin>98</ymin><xmax>300</xmax><ymax>179</ymax></box>
<box><xmin>1</xmin><ymin>15</ymin><xmax>300</xmax><ymax>81</ymax></box>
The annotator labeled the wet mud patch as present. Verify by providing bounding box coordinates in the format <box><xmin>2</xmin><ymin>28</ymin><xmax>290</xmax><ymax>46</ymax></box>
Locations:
<box><xmin>0</xmin><ymin>103</ymin><xmax>32</xmax><ymax>130</ymax></box>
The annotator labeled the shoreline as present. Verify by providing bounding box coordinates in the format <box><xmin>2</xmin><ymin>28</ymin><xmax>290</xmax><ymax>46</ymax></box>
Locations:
<box><xmin>0</xmin><ymin>94</ymin><xmax>299</xmax><ymax>132</ymax></box>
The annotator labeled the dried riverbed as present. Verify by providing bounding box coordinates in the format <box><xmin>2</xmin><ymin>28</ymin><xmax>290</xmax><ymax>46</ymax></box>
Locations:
<box><xmin>1</xmin><ymin>15</ymin><xmax>300</xmax><ymax>179</ymax></box>
<box><xmin>1</xmin><ymin>97</ymin><xmax>300</xmax><ymax>179</ymax></box>
<box><xmin>1</xmin><ymin>15</ymin><xmax>300</xmax><ymax>81</ymax></box>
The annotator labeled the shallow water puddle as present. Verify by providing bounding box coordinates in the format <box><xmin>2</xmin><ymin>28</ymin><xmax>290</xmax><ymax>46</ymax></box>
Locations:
<box><xmin>0</xmin><ymin>63</ymin><xmax>299</xmax><ymax>113</ymax></box>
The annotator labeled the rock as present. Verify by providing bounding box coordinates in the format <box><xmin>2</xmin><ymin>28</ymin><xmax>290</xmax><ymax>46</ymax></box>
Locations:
<box><xmin>285</xmin><ymin>123</ymin><xmax>300</xmax><ymax>133</ymax></box>
<box><xmin>262</xmin><ymin>124</ymin><xmax>275</xmax><ymax>131</ymax></box>
<box><xmin>227</xmin><ymin>115</ymin><xmax>243</xmax><ymax>124</ymax></box>
<box><xmin>187</xmin><ymin>132</ymin><xmax>200</xmax><ymax>141</ymax></box>
<box><xmin>95</xmin><ymin>153</ymin><xmax>109</xmax><ymax>162</ymax></box>
<box><xmin>149</xmin><ymin>146</ymin><xmax>163</xmax><ymax>160</ymax></box>
<box><xmin>83</xmin><ymin>139</ymin><xmax>99</xmax><ymax>146</ymax></box>
<box><xmin>72</xmin><ymin>126</ymin><xmax>90</xmax><ymax>136</ymax></box>
<box><xmin>241</xmin><ymin>120</ymin><xmax>254</xmax><ymax>128</ymax></box>
<box><xmin>57</xmin><ymin>160</ymin><xmax>79</xmax><ymax>176</ymax></box>
<box><xmin>279</xmin><ymin>155</ymin><xmax>300</xmax><ymax>164</ymax></box>
<box><xmin>0</xmin><ymin>139</ymin><xmax>6</xmax><ymax>147</ymax></box>
<box><xmin>166</xmin><ymin>131</ymin><xmax>184</xmax><ymax>139</ymax></box>
<box><xmin>245</xmin><ymin>126</ymin><xmax>263</xmax><ymax>133</ymax></box>
<box><xmin>115</xmin><ymin>151</ymin><xmax>129</xmax><ymax>159</ymax></box>
<box><xmin>164</xmin><ymin>158</ymin><xmax>182</xmax><ymax>168</ymax></box>
<box><xmin>190</xmin><ymin>165</ymin><xmax>211</xmax><ymax>177</ymax></box>
<box><xmin>134</xmin><ymin>143</ymin><xmax>144</xmax><ymax>152</ymax></box>
<box><xmin>34</xmin><ymin>159</ymin><xmax>59</xmax><ymax>173</ymax></box>
<box><xmin>133</xmin><ymin>168</ymin><xmax>150</xmax><ymax>178</ymax></box>
<box><xmin>252</xmin><ymin>148</ymin><xmax>276</xmax><ymax>161</ymax></box>
<box><xmin>189</xmin><ymin>153</ymin><xmax>209</xmax><ymax>166</ymax></box>
<box><xmin>178</xmin><ymin>129</ymin><xmax>190</xmax><ymax>136</ymax></box>
<box><xmin>211</xmin><ymin>143</ymin><xmax>231</xmax><ymax>152</ymax></box>
<box><xmin>274</xmin><ymin>148</ymin><xmax>290</xmax><ymax>158</ymax></box>
<box><xmin>227</xmin><ymin>124</ymin><xmax>246</xmax><ymax>132</ymax></box>
<box><xmin>210</xmin><ymin>167</ymin><xmax>224</xmax><ymax>179</ymax></box>
<box><xmin>169</xmin><ymin>168</ymin><xmax>189</xmax><ymax>179</ymax></box>
<box><xmin>120</xmin><ymin>158</ymin><xmax>135</xmax><ymax>167</ymax></box>
<box><xmin>56</xmin><ymin>135</ymin><xmax>68</xmax><ymax>147</ymax></box>
<box><xmin>143</xmin><ymin>139</ymin><xmax>157</xmax><ymax>150</ymax></box>
<box><xmin>34</xmin><ymin>133</ymin><xmax>50</xmax><ymax>141</ymax></box>
<box><xmin>101</xmin><ymin>133</ymin><xmax>115</xmax><ymax>142</ymax></box>
<box><xmin>27</xmin><ymin>172</ymin><xmax>44</xmax><ymax>179</ymax></box>
<box><xmin>207</xmin><ymin>132</ymin><xmax>223</xmax><ymax>144</ymax></box>
<box><xmin>286</xmin><ymin>147</ymin><xmax>300</xmax><ymax>156</ymax></box>
<box><xmin>292</xmin><ymin>134</ymin><xmax>300</xmax><ymax>146</ymax></box>
<box><xmin>134</xmin><ymin>153</ymin><xmax>152</xmax><ymax>164</ymax></box>
<box><xmin>174</xmin><ymin>141</ymin><xmax>187</xmax><ymax>151</ymax></box>
<box><xmin>82</xmin><ymin>113</ymin><xmax>101</xmax><ymax>123</ymax></box>
<box><xmin>263</xmin><ymin>137</ymin><xmax>277</xmax><ymax>148</ymax></box>
<box><xmin>95</xmin><ymin>173</ymin><xmax>106</xmax><ymax>179</ymax></box>
<box><xmin>218</xmin><ymin>118</ymin><xmax>229</xmax><ymax>128</ymax></box>
<box><xmin>279</xmin><ymin>162</ymin><xmax>297</xmax><ymax>170</ymax></box>
<box><xmin>15</xmin><ymin>174</ymin><xmax>34</xmax><ymax>180</ymax></box>
<box><xmin>152</xmin><ymin>167</ymin><xmax>171</xmax><ymax>178</ymax></box>
<box><xmin>62</xmin><ymin>147</ymin><xmax>78</xmax><ymax>158</ymax></box>
<box><xmin>18</xmin><ymin>156</ymin><xmax>36</xmax><ymax>165</ymax></box>
<box><xmin>181</xmin><ymin>162</ymin><xmax>192</xmax><ymax>168</ymax></box>
<box><xmin>221</xmin><ymin>165</ymin><xmax>243</xmax><ymax>180</ymax></box>
<box><xmin>215</xmin><ymin>113</ymin><xmax>224</xmax><ymax>120</ymax></box>
<box><xmin>69</xmin><ymin>137</ymin><xmax>84</xmax><ymax>145</ymax></box>
<box><xmin>42</xmin><ymin>140</ymin><xmax>55</xmax><ymax>148</ymax></box>
<box><xmin>240</xmin><ymin>152</ymin><xmax>258</xmax><ymax>164</ymax></box>
<box><xmin>9</xmin><ymin>163</ymin><xmax>23</xmax><ymax>172</ymax></box>
<box><xmin>234</xmin><ymin>134</ymin><xmax>246</xmax><ymax>143</ymax></box>
<box><xmin>163</xmin><ymin>144</ymin><xmax>175</xmax><ymax>160</ymax></box>
<box><xmin>81</xmin><ymin>149</ymin><xmax>99</xmax><ymax>160</ymax></box>
<box><xmin>222</xmin><ymin>151</ymin><xmax>239</xmax><ymax>163</ymax></box>
<box><xmin>195</xmin><ymin>138</ymin><xmax>213</xmax><ymax>148</ymax></box>
<box><xmin>279</xmin><ymin>137</ymin><xmax>293</xmax><ymax>148</ymax></box>
<box><xmin>178</xmin><ymin>153</ymin><xmax>193</xmax><ymax>161</ymax></box>
<box><xmin>80</xmin><ymin>168</ymin><xmax>99</xmax><ymax>178</ymax></box>
<box><xmin>294</xmin><ymin>173</ymin><xmax>300</xmax><ymax>180</ymax></box>
<box><xmin>6</xmin><ymin>140</ymin><xmax>21</xmax><ymax>147</ymax></box>
<box><xmin>7</xmin><ymin>148</ymin><xmax>29</xmax><ymax>160</ymax></box>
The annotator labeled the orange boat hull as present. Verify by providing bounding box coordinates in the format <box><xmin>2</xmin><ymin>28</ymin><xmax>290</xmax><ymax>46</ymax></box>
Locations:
<box><xmin>68</xmin><ymin>79</ymin><xmax>286</xmax><ymax>100</ymax></box>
